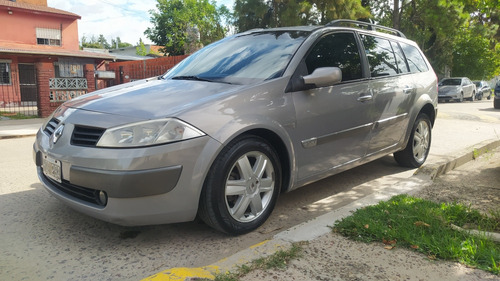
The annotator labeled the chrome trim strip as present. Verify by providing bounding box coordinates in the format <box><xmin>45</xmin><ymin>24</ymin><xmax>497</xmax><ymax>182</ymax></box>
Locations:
<box><xmin>374</xmin><ymin>113</ymin><xmax>408</xmax><ymax>129</ymax></box>
<box><xmin>301</xmin><ymin>123</ymin><xmax>373</xmax><ymax>148</ymax></box>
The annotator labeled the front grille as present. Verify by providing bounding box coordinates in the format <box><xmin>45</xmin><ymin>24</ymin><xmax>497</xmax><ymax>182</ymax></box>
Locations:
<box><xmin>43</xmin><ymin>118</ymin><xmax>60</xmax><ymax>136</ymax></box>
<box><xmin>43</xmin><ymin>174</ymin><xmax>105</xmax><ymax>207</ymax></box>
<box><xmin>71</xmin><ymin>125</ymin><xmax>105</xmax><ymax>147</ymax></box>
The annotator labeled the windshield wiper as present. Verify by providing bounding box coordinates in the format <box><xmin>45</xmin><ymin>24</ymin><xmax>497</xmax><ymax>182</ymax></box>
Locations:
<box><xmin>171</xmin><ymin>75</ymin><xmax>233</xmax><ymax>84</ymax></box>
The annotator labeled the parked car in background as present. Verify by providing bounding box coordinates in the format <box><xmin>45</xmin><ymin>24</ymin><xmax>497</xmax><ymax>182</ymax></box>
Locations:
<box><xmin>438</xmin><ymin>77</ymin><xmax>476</xmax><ymax>102</ymax></box>
<box><xmin>494</xmin><ymin>81</ymin><xmax>500</xmax><ymax>109</ymax></box>
<box><xmin>33</xmin><ymin>20</ymin><xmax>438</xmax><ymax>234</ymax></box>
<box><xmin>473</xmin><ymin>81</ymin><xmax>491</xmax><ymax>100</ymax></box>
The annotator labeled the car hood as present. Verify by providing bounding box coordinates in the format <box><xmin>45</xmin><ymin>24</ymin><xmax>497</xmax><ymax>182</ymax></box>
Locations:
<box><xmin>63</xmin><ymin>78</ymin><xmax>243</xmax><ymax>119</ymax></box>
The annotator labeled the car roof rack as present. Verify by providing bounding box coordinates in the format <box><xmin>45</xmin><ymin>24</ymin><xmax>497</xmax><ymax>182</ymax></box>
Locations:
<box><xmin>326</xmin><ymin>19</ymin><xmax>406</xmax><ymax>38</ymax></box>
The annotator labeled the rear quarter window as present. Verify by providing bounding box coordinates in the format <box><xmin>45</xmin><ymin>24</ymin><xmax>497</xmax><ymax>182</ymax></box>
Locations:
<box><xmin>399</xmin><ymin>42</ymin><xmax>429</xmax><ymax>73</ymax></box>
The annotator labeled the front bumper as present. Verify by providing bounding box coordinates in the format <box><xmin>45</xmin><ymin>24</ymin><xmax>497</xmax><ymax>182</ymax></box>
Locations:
<box><xmin>34</xmin><ymin>127</ymin><xmax>222</xmax><ymax>226</ymax></box>
<box><xmin>34</xmin><ymin>151</ymin><xmax>182</xmax><ymax>199</ymax></box>
<box><xmin>438</xmin><ymin>92</ymin><xmax>460</xmax><ymax>100</ymax></box>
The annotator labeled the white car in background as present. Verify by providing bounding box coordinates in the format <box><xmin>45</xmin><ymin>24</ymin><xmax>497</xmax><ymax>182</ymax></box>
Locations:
<box><xmin>438</xmin><ymin>77</ymin><xmax>476</xmax><ymax>102</ymax></box>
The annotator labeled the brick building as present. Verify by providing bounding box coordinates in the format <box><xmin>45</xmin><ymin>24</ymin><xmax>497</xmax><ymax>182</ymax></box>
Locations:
<box><xmin>0</xmin><ymin>0</ymin><xmax>113</xmax><ymax>117</ymax></box>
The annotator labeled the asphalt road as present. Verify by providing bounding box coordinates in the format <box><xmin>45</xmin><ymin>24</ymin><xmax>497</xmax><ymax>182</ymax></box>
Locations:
<box><xmin>1</xmin><ymin>99</ymin><xmax>499</xmax><ymax>281</ymax></box>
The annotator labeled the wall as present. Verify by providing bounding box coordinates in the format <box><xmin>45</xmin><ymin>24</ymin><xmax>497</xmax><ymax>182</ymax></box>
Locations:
<box><xmin>106</xmin><ymin>55</ymin><xmax>188</xmax><ymax>85</ymax></box>
<box><xmin>0</xmin><ymin>56</ymin><xmax>21</xmax><ymax>104</ymax></box>
<box><xmin>0</xmin><ymin>8</ymin><xmax>79</xmax><ymax>50</ymax></box>
<box><xmin>36</xmin><ymin>62</ymin><xmax>96</xmax><ymax>118</ymax></box>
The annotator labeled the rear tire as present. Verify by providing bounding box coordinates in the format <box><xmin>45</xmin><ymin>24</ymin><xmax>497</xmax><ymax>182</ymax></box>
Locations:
<box><xmin>469</xmin><ymin>91</ymin><xmax>475</xmax><ymax>102</ymax></box>
<box><xmin>394</xmin><ymin>113</ymin><xmax>432</xmax><ymax>168</ymax></box>
<box><xmin>198</xmin><ymin>135</ymin><xmax>281</xmax><ymax>235</ymax></box>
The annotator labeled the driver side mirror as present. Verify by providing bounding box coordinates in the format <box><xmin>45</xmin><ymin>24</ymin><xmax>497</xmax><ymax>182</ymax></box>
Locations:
<box><xmin>303</xmin><ymin>67</ymin><xmax>342</xmax><ymax>88</ymax></box>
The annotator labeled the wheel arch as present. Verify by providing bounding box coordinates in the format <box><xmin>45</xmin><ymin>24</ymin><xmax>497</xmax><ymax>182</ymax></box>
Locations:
<box><xmin>419</xmin><ymin>103</ymin><xmax>436</xmax><ymax>127</ymax></box>
<box><xmin>232</xmin><ymin>129</ymin><xmax>292</xmax><ymax>194</ymax></box>
<box><xmin>398</xmin><ymin>99</ymin><xmax>436</xmax><ymax>153</ymax></box>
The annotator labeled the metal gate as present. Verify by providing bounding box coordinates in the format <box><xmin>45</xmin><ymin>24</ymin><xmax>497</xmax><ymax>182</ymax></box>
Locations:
<box><xmin>19</xmin><ymin>64</ymin><xmax>37</xmax><ymax>102</ymax></box>
<box><xmin>18</xmin><ymin>64</ymin><xmax>38</xmax><ymax>116</ymax></box>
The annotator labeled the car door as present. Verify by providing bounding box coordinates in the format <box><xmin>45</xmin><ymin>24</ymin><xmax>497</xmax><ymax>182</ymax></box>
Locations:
<box><xmin>288</xmin><ymin>32</ymin><xmax>373</xmax><ymax>183</ymax></box>
<box><xmin>463</xmin><ymin>78</ymin><xmax>473</xmax><ymax>98</ymax></box>
<box><xmin>361</xmin><ymin>35</ymin><xmax>414</xmax><ymax>155</ymax></box>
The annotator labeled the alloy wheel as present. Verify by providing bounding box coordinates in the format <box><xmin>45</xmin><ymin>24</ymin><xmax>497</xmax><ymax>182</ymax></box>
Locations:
<box><xmin>412</xmin><ymin>120</ymin><xmax>430</xmax><ymax>163</ymax></box>
<box><xmin>224</xmin><ymin>151</ymin><xmax>275</xmax><ymax>223</ymax></box>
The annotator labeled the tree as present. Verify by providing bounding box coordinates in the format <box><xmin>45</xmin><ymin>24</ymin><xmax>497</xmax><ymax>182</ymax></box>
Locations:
<box><xmin>452</xmin><ymin>25</ymin><xmax>500</xmax><ymax>80</ymax></box>
<box><xmin>365</xmin><ymin>0</ymin><xmax>500</xmax><ymax>79</ymax></box>
<box><xmin>81</xmin><ymin>35</ymin><xmax>133</xmax><ymax>50</ymax></box>
<box><xmin>232</xmin><ymin>0</ymin><xmax>370</xmax><ymax>32</ymax></box>
<box><xmin>97</xmin><ymin>34</ymin><xmax>111</xmax><ymax>49</ymax></box>
<box><xmin>145</xmin><ymin>0</ymin><xmax>230</xmax><ymax>55</ymax></box>
<box><xmin>81</xmin><ymin>35</ymin><xmax>103</xmax><ymax>49</ymax></box>
<box><xmin>111</xmin><ymin>37</ymin><xmax>133</xmax><ymax>49</ymax></box>
<box><xmin>136</xmin><ymin>38</ymin><xmax>148</xmax><ymax>56</ymax></box>
<box><xmin>311</xmin><ymin>0</ymin><xmax>370</xmax><ymax>24</ymax></box>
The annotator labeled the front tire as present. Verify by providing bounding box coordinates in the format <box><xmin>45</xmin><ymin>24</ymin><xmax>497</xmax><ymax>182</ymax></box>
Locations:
<box><xmin>494</xmin><ymin>98</ymin><xmax>500</xmax><ymax>109</ymax></box>
<box><xmin>198</xmin><ymin>135</ymin><xmax>281</xmax><ymax>234</ymax></box>
<box><xmin>394</xmin><ymin>113</ymin><xmax>432</xmax><ymax>168</ymax></box>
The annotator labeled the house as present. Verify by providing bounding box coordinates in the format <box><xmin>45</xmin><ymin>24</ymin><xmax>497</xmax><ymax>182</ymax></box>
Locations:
<box><xmin>0</xmin><ymin>0</ymin><xmax>113</xmax><ymax>118</ymax></box>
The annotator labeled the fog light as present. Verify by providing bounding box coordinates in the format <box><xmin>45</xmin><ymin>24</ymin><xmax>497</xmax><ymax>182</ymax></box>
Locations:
<box><xmin>97</xmin><ymin>190</ymin><xmax>108</xmax><ymax>206</ymax></box>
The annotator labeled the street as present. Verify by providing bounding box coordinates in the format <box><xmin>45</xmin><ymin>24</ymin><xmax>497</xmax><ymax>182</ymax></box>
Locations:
<box><xmin>1</xmin><ymin>99</ymin><xmax>499</xmax><ymax>281</ymax></box>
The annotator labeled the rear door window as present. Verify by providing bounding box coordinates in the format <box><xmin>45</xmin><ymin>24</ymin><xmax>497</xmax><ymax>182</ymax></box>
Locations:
<box><xmin>361</xmin><ymin>35</ymin><xmax>399</xmax><ymax>77</ymax></box>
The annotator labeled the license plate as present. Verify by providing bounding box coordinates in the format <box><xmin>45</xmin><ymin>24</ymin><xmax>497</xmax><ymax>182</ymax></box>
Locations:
<box><xmin>42</xmin><ymin>154</ymin><xmax>62</xmax><ymax>183</ymax></box>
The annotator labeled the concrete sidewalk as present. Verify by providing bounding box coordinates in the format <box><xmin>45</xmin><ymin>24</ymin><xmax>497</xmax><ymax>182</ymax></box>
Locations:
<box><xmin>0</xmin><ymin>118</ymin><xmax>44</xmax><ymax>139</ymax></box>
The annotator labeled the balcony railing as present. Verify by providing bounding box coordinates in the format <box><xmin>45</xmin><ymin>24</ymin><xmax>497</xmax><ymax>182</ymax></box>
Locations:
<box><xmin>49</xmin><ymin>78</ymin><xmax>88</xmax><ymax>102</ymax></box>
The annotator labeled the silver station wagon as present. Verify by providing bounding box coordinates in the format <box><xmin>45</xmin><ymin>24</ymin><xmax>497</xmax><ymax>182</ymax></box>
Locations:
<box><xmin>34</xmin><ymin>20</ymin><xmax>438</xmax><ymax>234</ymax></box>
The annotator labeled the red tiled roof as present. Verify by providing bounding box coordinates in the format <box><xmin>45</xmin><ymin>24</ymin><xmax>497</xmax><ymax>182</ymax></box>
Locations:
<box><xmin>0</xmin><ymin>45</ymin><xmax>114</xmax><ymax>60</ymax></box>
<box><xmin>0</xmin><ymin>0</ymin><xmax>81</xmax><ymax>19</ymax></box>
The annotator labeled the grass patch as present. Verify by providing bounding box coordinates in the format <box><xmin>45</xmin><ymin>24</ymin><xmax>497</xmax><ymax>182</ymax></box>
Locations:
<box><xmin>210</xmin><ymin>242</ymin><xmax>304</xmax><ymax>281</ymax></box>
<box><xmin>0</xmin><ymin>111</ymin><xmax>37</xmax><ymax>120</ymax></box>
<box><xmin>332</xmin><ymin>194</ymin><xmax>500</xmax><ymax>274</ymax></box>
<box><xmin>473</xmin><ymin>148</ymin><xmax>479</xmax><ymax>159</ymax></box>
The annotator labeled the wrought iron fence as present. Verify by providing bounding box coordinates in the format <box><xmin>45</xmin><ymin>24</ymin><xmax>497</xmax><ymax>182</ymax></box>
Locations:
<box><xmin>0</xmin><ymin>66</ymin><xmax>38</xmax><ymax>118</ymax></box>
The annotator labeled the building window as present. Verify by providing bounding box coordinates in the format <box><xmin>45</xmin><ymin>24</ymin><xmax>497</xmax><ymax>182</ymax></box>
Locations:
<box><xmin>0</xmin><ymin>62</ymin><xmax>11</xmax><ymax>84</ymax></box>
<box><xmin>36</xmin><ymin>28</ymin><xmax>61</xmax><ymax>46</ymax></box>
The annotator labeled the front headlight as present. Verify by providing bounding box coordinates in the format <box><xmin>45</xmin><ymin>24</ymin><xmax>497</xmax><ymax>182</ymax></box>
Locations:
<box><xmin>97</xmin><ymin>118</ymin><xmax>205</xmax><ymax>148</ymax></box>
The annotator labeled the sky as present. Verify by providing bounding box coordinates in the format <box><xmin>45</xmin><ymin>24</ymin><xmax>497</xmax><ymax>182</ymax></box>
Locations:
<box><xmin>47</xmin><ymin>0</ymin><xmax>234</xmax><ymax>46</ymax></box>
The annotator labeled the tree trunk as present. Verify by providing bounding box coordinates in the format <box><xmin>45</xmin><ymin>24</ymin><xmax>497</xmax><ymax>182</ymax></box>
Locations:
<box><xmin>393</xmin><ymin>0</ymin><xmax>400</xmax><ymax>30</ymax></box>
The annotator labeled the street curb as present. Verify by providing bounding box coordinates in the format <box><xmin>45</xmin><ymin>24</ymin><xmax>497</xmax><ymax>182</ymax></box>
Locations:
<box><xmin>141</xmin><ymin>139</ymin><xmax>500</xmax><ymax>281</ymax></box>
<box><xmin>415</xmin><ymin>138</ymin><xmax>500</xmax><ymax>179</ymax></box>
<box><xmin>0</xmin><ymin>134</ymin><xmax>37</xmax><ymax>140</ymax></box>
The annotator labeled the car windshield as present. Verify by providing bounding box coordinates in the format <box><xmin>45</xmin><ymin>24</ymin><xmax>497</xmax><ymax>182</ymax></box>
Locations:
<box><xmin>163</xmin><ymin>30</ymin><xmax>310</xmax><ymax>85</ymax></box>
<box><xmin>440</xmin><ymin>79</ymin><xmax>461</xmax><ymax>86</ymax></box>
<box><xmin>474</xmin><ymin>82</ymin><xmax>481</xmax><ymax>87</ymax></box>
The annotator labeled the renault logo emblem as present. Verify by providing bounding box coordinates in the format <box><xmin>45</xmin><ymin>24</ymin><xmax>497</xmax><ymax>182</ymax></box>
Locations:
<box><xmin>51</xmin><ymin>125</ymin><xmax>65</xmax><ymax>145</ymax></box>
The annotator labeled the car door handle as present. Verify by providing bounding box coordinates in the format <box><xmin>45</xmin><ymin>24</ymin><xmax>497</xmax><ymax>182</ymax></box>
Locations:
<box><xmin>403</xmin><ymin>87</ymin><xmax>414</xmax><ymax>94</ymax></box>
<box><xmin>357</xmin><ymin>94</ymin><xmax>373</xmax><ymax>102</ymax></box>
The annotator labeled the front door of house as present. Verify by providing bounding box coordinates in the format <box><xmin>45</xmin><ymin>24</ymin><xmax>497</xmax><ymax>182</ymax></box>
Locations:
<box><xmin>19</xmin><ymin>64</ymin><xmax>37</xmax><ymax>102</ymax></box>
